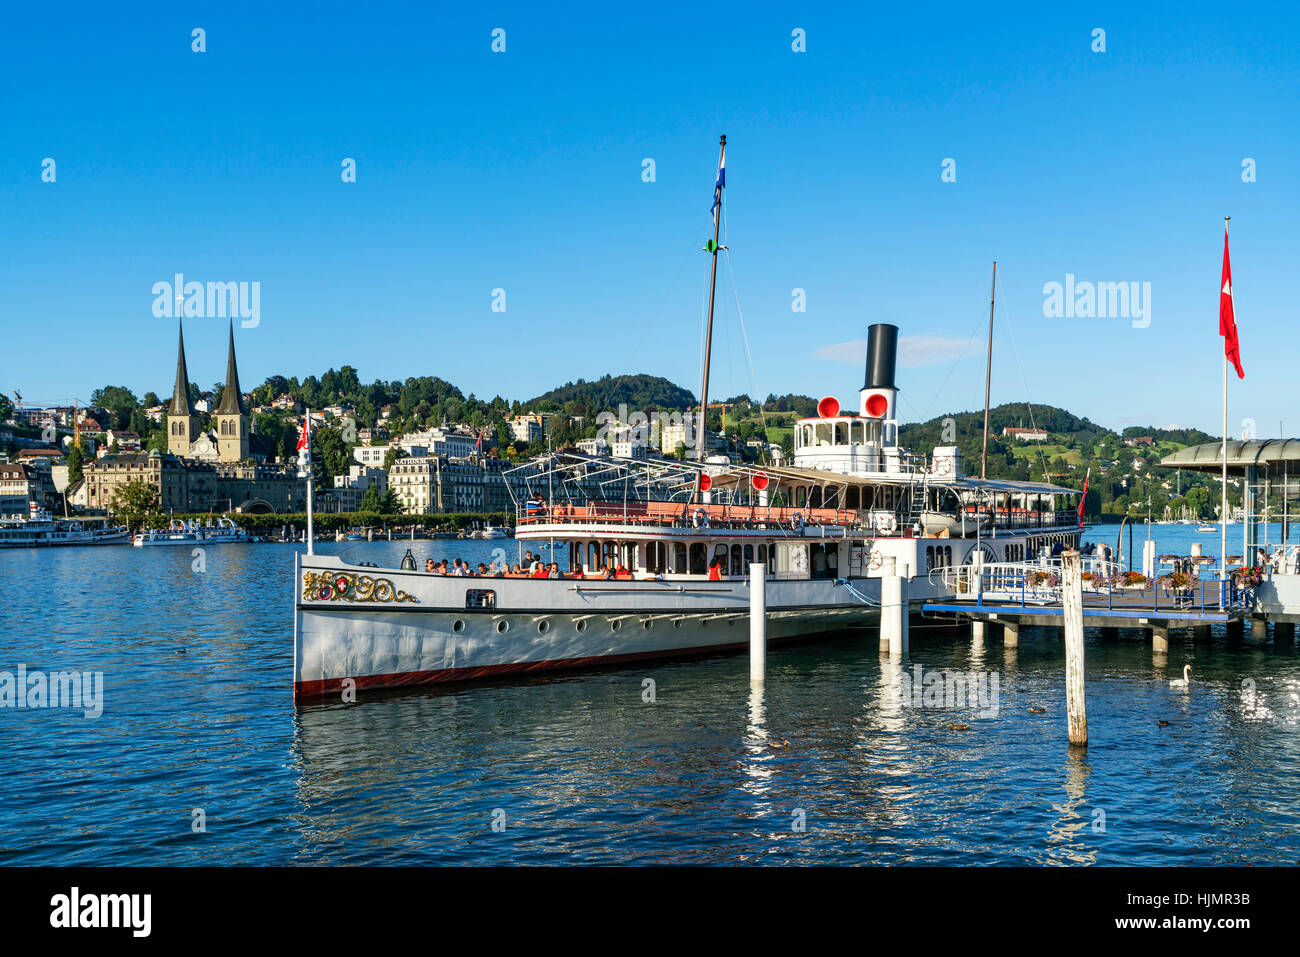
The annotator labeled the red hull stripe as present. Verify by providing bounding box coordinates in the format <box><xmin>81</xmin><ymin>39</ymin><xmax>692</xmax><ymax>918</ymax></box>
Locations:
<box><xmin>292</xmin><ymin>620</ymin><xmax>964</xmax><ymax>701</ymax></box>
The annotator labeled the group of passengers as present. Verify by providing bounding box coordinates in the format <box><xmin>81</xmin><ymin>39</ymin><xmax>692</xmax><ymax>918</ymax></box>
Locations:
<box><xmin>422</xmin><ymin>550</ymin><xmax>639</xmax><ymax>580</ymax></box>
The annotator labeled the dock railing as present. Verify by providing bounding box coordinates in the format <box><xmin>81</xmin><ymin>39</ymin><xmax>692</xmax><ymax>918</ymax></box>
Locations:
<box><xmin>937</xmin><ymin>559</ymin><xmax>1250</xmax><ymax>614</ymax></box>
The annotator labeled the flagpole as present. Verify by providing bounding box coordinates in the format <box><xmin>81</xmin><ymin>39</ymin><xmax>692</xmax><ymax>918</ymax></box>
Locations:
<box><xmin>305</xmin><ymin>408</ymin><xmax>315</xmax><ymax>555</ymax></box>
<box><xmin>1220</xmin><ymin>217</ymin><xmax>1229</xmax><ymax>587</ymax></box>
<box><xmin>696</xmin><ymin>134</ymin><xmax>726</xmax><ymax>464</ymax></box>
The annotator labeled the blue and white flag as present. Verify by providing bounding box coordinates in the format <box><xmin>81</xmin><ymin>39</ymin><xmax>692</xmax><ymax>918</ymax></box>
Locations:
<box><xmin>711</xmin><ymin>153</ymin><xmax>726</xmax><ymax>215</ymax></box>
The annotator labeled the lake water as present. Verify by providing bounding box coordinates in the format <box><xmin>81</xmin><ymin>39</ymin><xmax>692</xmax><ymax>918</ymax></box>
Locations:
<box><xmin>2</xmin><ymin>524</ymin><xmax>1298</xmax><ymax>865</ymax></box>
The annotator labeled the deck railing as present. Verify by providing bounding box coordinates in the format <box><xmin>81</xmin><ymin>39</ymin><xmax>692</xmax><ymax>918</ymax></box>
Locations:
<box><xmin>938</xmin><ymin>559</ymin><xmax>1250</xmax><ymax>613</ymax></box>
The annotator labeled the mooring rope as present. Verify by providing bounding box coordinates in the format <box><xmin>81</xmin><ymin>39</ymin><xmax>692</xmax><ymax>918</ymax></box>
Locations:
<box><xmin>834</xmin><ymin>578</ymin><xmax>881</xmax><ymax>606</ymax></box>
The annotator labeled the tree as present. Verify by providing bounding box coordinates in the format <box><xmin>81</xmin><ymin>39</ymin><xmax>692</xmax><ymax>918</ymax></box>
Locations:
<box><xmin>379</xmin><ymin>488</ymin><xmax>401</xmax><ymax>515</ymax></box>
<box><xmin>109</xmin><ymin>480</ymin><xmax>160</xmax><ymax>531</ymax></box>
<box><xmin>360</xmin><ymin>485</ymin><xmax>383</xmax><ymax>512</ymax></box>
<box><xmin>89</xmin><ymin>386</ymin><xmax>139</xmax><ymax>430</ymax></box>
<box><xmin>66</xmin><ymin>441</ymin><xmax>85</xmax><ymax>485</ymax></box>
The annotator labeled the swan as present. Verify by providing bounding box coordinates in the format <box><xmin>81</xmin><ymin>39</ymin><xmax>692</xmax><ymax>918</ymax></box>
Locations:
<box><xmin>1169</xmin><ymin>664</ymin><xmax>1192</xmax><ymax>689</ymax></box>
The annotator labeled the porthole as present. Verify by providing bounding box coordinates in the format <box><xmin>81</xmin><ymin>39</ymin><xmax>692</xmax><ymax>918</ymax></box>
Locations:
<box><xmin>611</xmin><ymin>619</ymin><xmax>622</xmax><ymax>632</ymax></box>
<box><xmin>576</xmin><ymin>620</ymin><xmax>588</xmax><ymax>633</ymax></box>
<box><xmin>538</xmin><ymin>620</ymin><xmax>550</xmax><ymax>634</ymax></box>
<box><xmin>496</xmin><ymin>620</ymin><xmax>509</xmax><ymax>634</ymax></box>
<box><xmin>673</xmin><ymin>619</ymin><xmax>682</xmax><ymax>629</ymax></box>
<box><xmin>452</xmin><ymin>619</ymin><xmax>465</xmax><ymax>633</ymax></box>
<box><xmin>642</xmin><ymin>619</ymin><xmax>652</xmax><ymax>631</ymax></box>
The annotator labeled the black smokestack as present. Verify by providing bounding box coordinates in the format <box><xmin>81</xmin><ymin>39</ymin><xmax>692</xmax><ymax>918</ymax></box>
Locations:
<box><xmin>864</xmin><ymin>323</ymin><xmax>898</xmax><ymax>390</ymax></box>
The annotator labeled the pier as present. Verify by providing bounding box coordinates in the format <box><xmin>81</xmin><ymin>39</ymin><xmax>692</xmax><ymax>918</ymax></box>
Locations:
<box><xmin>921</xmin><ymin>559</ymin><xmax>1249</xmax><ymax>652</ymax></box>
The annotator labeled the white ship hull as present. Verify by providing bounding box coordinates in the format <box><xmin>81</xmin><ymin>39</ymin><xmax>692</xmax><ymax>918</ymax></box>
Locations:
<box><xmin>132</xmin><ymin>534</ymin><xmax>250</xmax><ymax>546</ymax></box>
<box><xmin>293</xmin><ymin>553</ymin><xmax>885</xmax><ymax>699</ymax></box>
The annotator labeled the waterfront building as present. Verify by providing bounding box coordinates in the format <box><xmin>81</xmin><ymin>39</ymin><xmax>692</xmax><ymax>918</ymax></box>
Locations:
<box><xmin>0</xmin><ymin>463</ymin><xmax>33</xmax><ymax>516</ymax></box>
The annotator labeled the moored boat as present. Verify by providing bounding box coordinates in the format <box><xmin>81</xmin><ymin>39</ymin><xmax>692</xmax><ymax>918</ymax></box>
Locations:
<box><xmin>0</xmin><ymin>506</ymin><xmax>130</xmax><ymax>548</ymax></box>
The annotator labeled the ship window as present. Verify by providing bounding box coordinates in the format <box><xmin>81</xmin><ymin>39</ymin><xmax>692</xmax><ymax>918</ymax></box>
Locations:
<box><xmin>834</xmin><ymin>422</ymin><xmax>847</xmax><ymax>445</ymax></box>
<box><xmin>743</xmin><ymin>544</ymin><xmax>754</xmax><ymax>570</ymax></box>
<box><xmin>587</xmin><ymin>541</ymin><xmax>598</xmax><ymax>570</ymax></box>
<box><xmin>809</xmin><ymin>487</ymin><xmax>823</xmax><ymax>508</ymax></box>
<box><xmin>796</xmin><ymin>487</ymin><xmax>807</xmax><ymax>507</ymax></box>
<box><xmin>622</xmin><ymin>542</ymin><xmax>637</xmax><ymax>570</ymax></box>
<box><xmin>689</xmin><ymin>542</ymin><xmax>707</xmax><ymax>575</ymax></box>
<box><xmin>816</xmin><ymin>423</ymin><xmax>831</xmax><ymax>446</ymax></box>
<box><xmin>730</xmin><ymin>544</ymin><xmax>742</xmax><ymax>576</ymax></box>
<box><xmin>466</xmin><ymin>589</ymin><xmax>496</xmax><ymax>609</ymax></box>
<box><xmin>757</xmin><ymin>544</ymin><xmax>767</xmax><ymax>565</ymax></box>
<box><xmin>670</xmin><ymin>542</ymin><xmax>687</xmax><ymax>574</ymax></box>
<box><xmin>569</xmin><ymin>542</ymin><xmax>582</xmax><ymax>572</ymax></box>
<box><xmin>927</xmin><ymin>546</ymin><xmax>934</xmax><ymax>570</ymax></box>
<box><xmin>847</xmin><ymin>487</ymin><xmax>860</xmax><ymax>509</ymax></box>
<box><xmin>647</xmin><ymin>541</ymin><xmax>666</xmax><ymax>573</ymax></box>
<box><xmin>603</xmin><ymin>541</ymin><xmax>617</xmax><ymax>569</ymax></box>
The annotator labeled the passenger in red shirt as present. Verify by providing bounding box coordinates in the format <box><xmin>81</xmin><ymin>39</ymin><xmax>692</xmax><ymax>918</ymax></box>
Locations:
<box><xmin>708</xmin><ymin>558</ymin><xmax>722</xmax><ymax>581</ymax></box>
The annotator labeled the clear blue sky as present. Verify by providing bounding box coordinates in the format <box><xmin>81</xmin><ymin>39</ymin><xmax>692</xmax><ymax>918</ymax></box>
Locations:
<box><xmin>2</xmin><ymin>2</ymin><xmax>1296</xmax><ymax>436</ymax></box>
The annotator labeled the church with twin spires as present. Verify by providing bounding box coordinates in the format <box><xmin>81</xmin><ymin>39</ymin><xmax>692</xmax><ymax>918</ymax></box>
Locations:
<box><xmin>167</xmin><ymin>319</ymin><xmax>249</xmax><ymax>463</ymax></box>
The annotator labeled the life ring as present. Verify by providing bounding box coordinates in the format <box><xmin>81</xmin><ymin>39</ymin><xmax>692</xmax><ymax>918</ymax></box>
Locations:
<box><xmin>693</xmin><ymin>508</ymin><xmax>710</xmax><ymax>529</ymax></box>
<box><xmin>791</xmin><ymin>513</ymin><xmax>804</xmax><ymax>531</ymax></box>
<box><xmin>933</xmin><ymin>458</ymin><xmax>952</xmax><ymax>476</ymax></box>
<box><xmin>875</xmin><ymin>512</ymin><xmax>897</xmax><ymax>535</ymax></box>
<box><xmin>869</xmin><ymin>549</ymin><xmax>884</xmax><ymax>570</ymax></box>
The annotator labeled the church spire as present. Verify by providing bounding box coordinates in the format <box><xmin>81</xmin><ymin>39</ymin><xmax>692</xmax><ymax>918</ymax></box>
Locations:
<box><xmin>169</xmin><ymin>318</ymin><xmax>195</xmax><ymax>415</ymax></box>
<box><xmin>215</xmin><ymin>320</ymin><xmax>246</xmax><ymax>415</ymax></box>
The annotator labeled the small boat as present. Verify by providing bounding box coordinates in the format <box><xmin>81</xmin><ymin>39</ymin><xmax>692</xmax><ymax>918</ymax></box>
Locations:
<box><xmin>133</xmin><ymin>516</ymin><xmax>252</xmax><ymax>546</ymax></box>
<box><xmin>919</xmin><ymin>510</ymin><xmax>989</xmax><ymax>537</ymax></box>
<box><xmin>468</xmin><ymin>524</ymin><xmax>511</xmax><ymax>540</ymax></box>
<box><xmin>1197</xmin><ymin>525</ymin><xmax>1217</xmax><ymax>532</ymax></box>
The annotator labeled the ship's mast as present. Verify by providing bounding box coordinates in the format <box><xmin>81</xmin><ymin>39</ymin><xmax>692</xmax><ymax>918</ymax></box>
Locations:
<box><xmin>981</xmin><ymin>261</ymin><xmax>997</xmax><ymax>480</ymax></box>
<box><xmin>696</xmin><ymin>134</ymin><xmax>726</xmax><ymax>463</ymax></box>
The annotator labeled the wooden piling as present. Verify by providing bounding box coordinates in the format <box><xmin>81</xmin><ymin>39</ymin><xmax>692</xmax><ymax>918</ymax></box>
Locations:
<box><xmin>882</xmin><ymin>570</ymin><xmax>909</xmax><ymax>656</ymax></box>
<box><xmin>1249</xmin><ymin>618</ymin><xmax>1268</xmax><ymax>645</ymax></box>
<box><xmin>1062</xmin><ymin>550</ymin><xmax>1087</xmax><ymax>747</ymax></box>
<box><xmin>749</xmin><ymin>563</ymin><xmax>766</xmax><ymax>683</ymax></box>
<box><xmin>1151</xmin><ymin>623</ymin><xmax>1169</xmax><ymax>653</ymax></box>
<box><xmin>1002</xmin><ymin>620</ymin><xmax>1019</xmax><ymax>648</ymax></box>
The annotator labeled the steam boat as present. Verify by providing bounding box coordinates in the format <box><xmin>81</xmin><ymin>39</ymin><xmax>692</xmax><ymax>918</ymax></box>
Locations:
<box><xmin>293</xmin><ymin>323</ymin><xmax>1082</xmax><ymax>699</ymax></box>
<box><xmin>292</xmin><ymin>138</ymin><xmax>1083</xmax><ymax>700</ymax></box>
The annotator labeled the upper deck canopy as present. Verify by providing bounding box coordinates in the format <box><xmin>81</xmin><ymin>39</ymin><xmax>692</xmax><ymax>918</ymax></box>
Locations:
<box><xmin>1160</xmin><ymin>439</ymin><xmax>1300</xmax><ymax>474</ymax></box>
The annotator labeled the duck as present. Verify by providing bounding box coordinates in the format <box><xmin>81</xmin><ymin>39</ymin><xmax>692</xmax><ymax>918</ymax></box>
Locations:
<box><xmin>947</xmin><ymin>722</ymin><xmax>969</xmax><ymax>732</ymax></box>
<box><xmin>1157</xmin><ymin>720</ymin><xmax>1170</xmax><ymax>727</ymax></box>
<box><xmin>1028</xmin><ymin>706</ymin><xmax>1046</xmax><ymax>714</ymax></box>
<box><xmin>1169</xmin><ymin>664</ymin><xmax>1192</xmax><ymax>689</ymax></box>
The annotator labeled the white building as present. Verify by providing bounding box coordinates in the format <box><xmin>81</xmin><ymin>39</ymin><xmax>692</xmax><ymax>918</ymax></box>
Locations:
<box><xmin>352</xmin><ymin>443</ymin><xmax>394</xmax><ymax>468</ymax></box>
<box><xmin>508</xmin><ymin>414</ymin><xmax>544</xmax><ymax>445</ymax></box>
<box><xmin>332</xmin><ymin>464</ymin><xmax>389</xmax><ymax>512</ymax></box>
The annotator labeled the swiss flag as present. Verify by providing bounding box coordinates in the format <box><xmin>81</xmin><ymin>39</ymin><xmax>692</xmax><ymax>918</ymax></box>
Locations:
<box><xmin>296</xmin><ymin>415</ymin><xmax>310</xmax><ymax>452</ymax></box>
<box><xmin>1220</xmin><ymin>225</ymin><xmax>1244</xmax><ymax>379</ymax></box>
